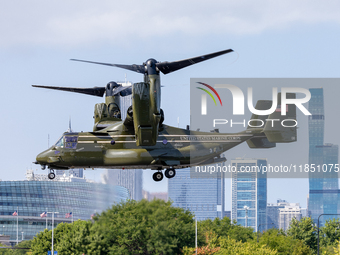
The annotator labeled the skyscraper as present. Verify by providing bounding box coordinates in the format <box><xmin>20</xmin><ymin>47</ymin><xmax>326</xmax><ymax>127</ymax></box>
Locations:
<box><xmin>231</xmin><ymin>158</ymin><xmax>267</xmax><ymax>232</ymax></box>
<box><xmin>168</xmin><ymin>168</ymin><xmax>225</xmax><ymax>221</ymax></box>
<box><xmin>119</xmin><ymin>89</ymin><xmax>132</xmax><ymax>120</ymax></box>
<box><xmin>308</xmin><ymin>88</ymin><xmax>339</xmax><ymax>226</ymax></box>
<box><xmin>102</xmin><ymin>169</ymin><xmax>143</xmax><ymax>201</ymax></box>
<box><xmin>267</xmin><ymin>199</ymin><xmax>289</xmax><ymax>229</ymax></box>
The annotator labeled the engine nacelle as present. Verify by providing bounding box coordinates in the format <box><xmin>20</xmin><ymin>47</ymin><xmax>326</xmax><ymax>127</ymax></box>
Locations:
<box><xmin>132</xmin><ymin>82</ymin><xmax>161</xmax><ymax>146</ymax></box>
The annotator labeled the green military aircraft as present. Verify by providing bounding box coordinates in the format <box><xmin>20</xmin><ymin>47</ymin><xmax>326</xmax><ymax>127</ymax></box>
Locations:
<box><xmin>34</xmin><ymin>49</ymin><xmax>297</xmax><ymax>181</ymax></box>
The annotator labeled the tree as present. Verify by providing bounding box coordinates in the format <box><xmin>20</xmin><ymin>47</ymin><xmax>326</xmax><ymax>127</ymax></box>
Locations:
<box><xmin>30</xmin><ymin>220</ymin><xmax>91</xmax><ymax>255</ymax></box>
<box><xmin>258</xmin><ymin>228</ymin><xmax>312</xmax><ymax>255</ymax></box>
<box><xmin>320</xmin><ymin>218</ymin><xmax>340</xmax><ymax>247</ymax></box>
<box><xmin>87</xmin><ymin>199</ymin><xmax>196</xmax><ymax>255</ymax></box>
<box><xmin>333</xmin><ymin>240</ymin><xmax>340</xmax><ymax>254</ymax></box>
<box><xmin>0</xmin><ymin>240</ymin><xmax>31</xmax><ymax>255</ymax></box>
<box><xmin>183</xmin><ymin>231</ymin><xmax>276</xmax><ymax>255</ymax></box>
<box><xmin>287</xmin><ymin>217</ymin><xmax>317</xmax><ymax>252</ymax></box>
<box><xmin>30</xmin><ymin>229</ymin><xmax>52</xmax><ymax>255</ymax></box>
<box><xmin>215</xmin><ymin>236</ymin><xmax>278</xmax><ymax>255</ymax></box>
<box><xmin>198</xmin><ymin>217</ymin><xmax>255</xmax><ymax>243</ymax></box>
<box><xmin>182</xmin><ymin>231</ymin><xmax>220</xmax><ymax>255</ymax></box>
<box><xmin>30</xmin><ymin>199</ymin><xmax>197</xmax><ymax>254</ymax></box>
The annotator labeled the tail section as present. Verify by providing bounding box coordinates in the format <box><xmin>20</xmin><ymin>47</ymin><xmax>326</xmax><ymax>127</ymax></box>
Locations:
<box><xmin>246</xmin><ymin>93</ymin><xmax>297</xmax><ymax>148</ymax></box>
<box><xmin>263</xmin><ymin>93</ymin><xmax>297</xmax><ymax>143</ymax></box>
<box><xmin>246</xmin><ymin>100</ymin><xmax>276</xmax><ymax>148</ymax></box>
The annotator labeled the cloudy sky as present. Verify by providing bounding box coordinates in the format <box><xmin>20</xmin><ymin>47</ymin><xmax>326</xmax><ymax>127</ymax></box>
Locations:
<box><xmin>1</xmin><ymin>1</ymin><xmax>340</xmax><ymax>208</ymax></box>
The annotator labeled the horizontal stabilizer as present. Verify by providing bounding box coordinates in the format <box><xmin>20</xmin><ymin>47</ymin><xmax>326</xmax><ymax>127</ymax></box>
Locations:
<box><xmin>246</xmin><ymin>100</ymin><xmax>276</xmax><ymax>148</ymax></box>
<box><xmin>264</xmin><ymin>93</ymin><xmax>297</xmax><ymax>143</ymax></box>
<box><xmin>247</xmin><ymin>137</ymin><xmax>276</xmax><ymax>149</ymax></box>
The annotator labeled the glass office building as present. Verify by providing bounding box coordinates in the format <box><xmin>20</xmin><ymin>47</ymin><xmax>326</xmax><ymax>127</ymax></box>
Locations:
<box><xmin>102</xmin><ymin>169</ymin><xmax>143</xmax><ymax>201</ymax></box>
<box><xmin>231</xmin><ymin>158</ymin><xmax>267</xmax><ymax>232</ymax></box>
<box><xmin>0</xmin><ymin>174</ymin><xmax>129</xmax><ymax>241</ymax></box>
<box><xmin>168</xmin><ymin>168</ymin><xmax>225</xmax><ymax>221</ymax></box>
<box><xmin>308</xmin><ymin>88</ymin><xmax>339</xmax><ymax>226</ymax></box>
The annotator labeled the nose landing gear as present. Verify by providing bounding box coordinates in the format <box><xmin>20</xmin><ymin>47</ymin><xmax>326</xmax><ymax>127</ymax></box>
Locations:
<box><xmin>152</xmin><ymin>169</ymin><xmax>176</xmax><ymax>182</ymax></box>
<box><xmin>48</xmin><ymin>170</ymin><xmax>56</xmax><ymax>180</ymax></box>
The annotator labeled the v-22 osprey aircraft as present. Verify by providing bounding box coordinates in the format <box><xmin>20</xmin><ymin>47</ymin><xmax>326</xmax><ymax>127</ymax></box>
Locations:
<box><xmin>34</xmin><ymin>49</ymin><xmax>297</xmax><ymax>181</ymax></box>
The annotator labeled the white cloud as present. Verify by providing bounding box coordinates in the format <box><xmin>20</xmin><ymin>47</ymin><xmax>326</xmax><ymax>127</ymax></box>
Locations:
<box><xmin>0</xmin><ymin>0</ymin><xmax>339</xmax><ymax>48</ymax></box>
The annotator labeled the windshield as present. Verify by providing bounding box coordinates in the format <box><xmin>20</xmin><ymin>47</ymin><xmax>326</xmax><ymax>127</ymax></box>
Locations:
<box><xmin>54</xmin><ymin>136</ymin><xmax>64</xmax><ymax>148</ymax></box>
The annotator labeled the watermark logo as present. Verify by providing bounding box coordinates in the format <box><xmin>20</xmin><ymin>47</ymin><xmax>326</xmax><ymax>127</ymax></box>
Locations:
<box><xmin>196</xmin><ymin>82</ymin><xmax>223</xmax><ymax>115</ymax></box>
<box><xmin>198</xmin><ymin>84</ymin><xmax>311</xmax><ymax>116</ymax></box>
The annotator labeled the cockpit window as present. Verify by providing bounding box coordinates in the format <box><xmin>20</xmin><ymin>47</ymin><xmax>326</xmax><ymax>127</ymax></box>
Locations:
<box><xmin>54</xmin><ymin>136</ymin><xmax>64</xmax><ymax>148</ymax></box>
<box><xmin>65</xmin><ymin>136</ymin><xmax>78</xmax><ymax>149</ymax></box>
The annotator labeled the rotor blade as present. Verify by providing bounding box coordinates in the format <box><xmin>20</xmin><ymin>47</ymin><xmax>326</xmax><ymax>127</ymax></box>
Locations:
<box><xmin>70</xmin><ymin>59</ymin><xmax>145</xmax><ymax>74</ymax></box>
<box><xmin>112</xmin><ymin>85</ymin><xmax>132</xmax><ymax>96</ymax></box>
<box><xmin>156</xmin><ymin>49</ymin><xmax>233</xmax><ymax>74</ymax></box>
<box><xmin>32</xmin><ymin>85</ymin><xmax>105</xmax><ymax>97</ymax></box>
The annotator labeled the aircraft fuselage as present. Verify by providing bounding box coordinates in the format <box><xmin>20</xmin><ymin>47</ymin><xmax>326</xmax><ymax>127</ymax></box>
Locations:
<box><xmin>36</xmin><ymin>122</ymin><xmax>257</xmax><ymax>171</ymax></box>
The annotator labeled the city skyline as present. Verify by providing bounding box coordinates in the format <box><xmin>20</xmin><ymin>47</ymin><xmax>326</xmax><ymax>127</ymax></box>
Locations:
<box><xmin>1</xmin><ymin>1</ymin><xmax>340</xmax><ymax>211</ymax></box>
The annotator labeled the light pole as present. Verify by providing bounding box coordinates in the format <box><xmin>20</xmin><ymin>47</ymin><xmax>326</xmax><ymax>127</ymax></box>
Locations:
<box><xmin>46</xmin><ymin>207</ymin><xmax>48</xmax><ymax>230</ymax></box>
<box><xmin>257</xmin><ymin>223</ymin><xmax>274</xmax><ymax>242</ymax></box>
<box><xmin>195</xmin><ymin>217</ymin><xmax>197</xmax><ymax>255</ymax></box>
<box><xmin>244</xmin><ymin>206</ymin><xmax>249</xmax><ymax>228</ymax></box>
<box><xmin>48</xmin><ymin>211</ymin><xmax>59</xmax><ymax>255</ymax></box>
<box><xmin>317</xmin><ymin>213</ymin><xmax>340</xmax><ymax>255</ymax></box>
<box><xmin>2</xmin><ymin>225</ymin><xmax>4</xmax><ymax>235</ymax></box>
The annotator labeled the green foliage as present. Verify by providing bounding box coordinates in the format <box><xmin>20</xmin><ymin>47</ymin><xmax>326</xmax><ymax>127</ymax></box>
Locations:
<box><xmin>333</xmin><ymin>240</ymin><xmax>340</xmax><ymax>254</ymax></box>
<box><xmin>26</xmin><ymin>202</ymin><xmax>340</xmax><ymax>255</ymax></box>
<box><xmin>88</xmin><ymin>199</ymin><xmax>195</xmax><ymax>255</ymax></box>
<box><xmin>215</xmin><ymin>236</ymin><xmax>277</xmax><ymax>255</ymax></box>
<box><xmin>287</xmin><ymin>217</ymin><xmax>317</xmax><ymax>252</ymax></box>
<box><xmin>55</xmin><ymin>220</ymin><xmax>92</xmax><ymax>254</ymax></box>
<box><xmin>258</xmin><ymin>228</ymin><xmax>313</xmax><ymax>255</ymax></box>
<box><xmin>198</xmin><ymin>217</ymin><xmax>255</xmax><ymax>243</ymax></box>
<box><xmin>0</xmin><ymin>240</ymin><xmax>31</xmax><ymax>255</ymax></box>
<box><xmin>30</xmin><ymin>199</ymin><xmax>196</xmax><ymax>255</ymax></box>
<box><xmin>31</xmin><ymin>220</ymin><xmax>91</xmax><ymax>255</ymax></box>
<box><xmin>320</xmin><ymin>218</ymin><xmax>340</xmax><ymax>247</ymax></box>
<box><xmin>30</xmin><ymin>228</ymin><xmax>52</xmax><ymax>255</ymax></box>
<box><xmin>182</xmin><ymin>231</ymin><xmax>221</xmax><ymax>255</ymax></box>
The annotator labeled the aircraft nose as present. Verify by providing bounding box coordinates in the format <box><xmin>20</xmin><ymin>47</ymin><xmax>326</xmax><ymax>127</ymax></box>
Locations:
<box><xmin>36</xmin><ymin>151</ymin><xmax>49</xmax><ymax>164</ymax></box>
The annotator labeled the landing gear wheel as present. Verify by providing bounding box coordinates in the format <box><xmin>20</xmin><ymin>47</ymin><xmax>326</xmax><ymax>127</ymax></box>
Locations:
<box><xmin>165</xmin><ymin>169</ymin><xmax>176</xmax><ymax>179</ymax></box>
<box><xmin>48</xmin><ymin>172</ymin><xmax>56</xmax><ymax>180</ymax></box>
<box><xmin>152</xmin><ymin>171</ymin><xmax>164</xmax><ymax>182</ymax></box>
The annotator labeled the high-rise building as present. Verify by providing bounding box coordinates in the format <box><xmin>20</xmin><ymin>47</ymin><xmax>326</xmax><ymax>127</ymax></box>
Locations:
<box><xmin>278</xmin><ymin>203</ymin><xmax>302</xmax><ymax>231</ymax></box>
<box><xmin>231</xmin><ymin>158</ymin><xmax>267</xmax><ymax>232</ymax></box>
<box><xmin>142</xmin><ymin>190</ymin><xmax>168</xmax><ymax>201</ymax></box>
<box><xmin>69</xmin><ymin>169</ymin><xmax>84</xmax><ymax>178</ymax></box>
<box><xmin>168</xmin><ymin>168</ymin><xmax>226</xmax><ymax>221</ymax></box>
<box><xmin>119</xmin><ymin>84</ymin><xmax>132</xmax><ymax>120</ymax></box>
<box><xmin>102</xmin><ymin>169</ymin><xmax>143</xmax><ymax>201</ymax></box>
<box><xmin>267</xmin><ymin>199</ymin><xmax>289</xmax><ymax>229</ymax></box>
<box><xmin>308</xmin><ymin>88</ymin><xmax>339</xmax><ymax>226</ymax></box>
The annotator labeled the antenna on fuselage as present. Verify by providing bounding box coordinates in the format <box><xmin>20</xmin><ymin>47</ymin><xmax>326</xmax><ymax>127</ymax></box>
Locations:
<box><xmin>67</xmin><ymin>117</ymin><xmax>73</xmax><ymax>133</ymax></box>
